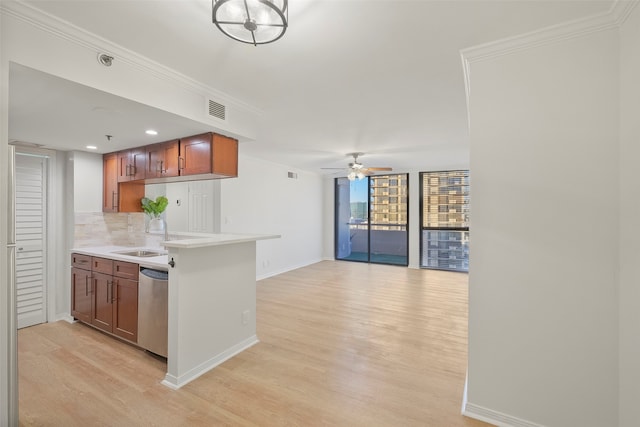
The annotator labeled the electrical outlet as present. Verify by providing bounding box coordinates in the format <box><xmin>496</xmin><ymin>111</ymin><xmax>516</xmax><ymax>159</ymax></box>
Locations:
<box><xmin>242</xmin><ymin>310</ymin><xmax>250</xmax><ymax>325</ymax></box>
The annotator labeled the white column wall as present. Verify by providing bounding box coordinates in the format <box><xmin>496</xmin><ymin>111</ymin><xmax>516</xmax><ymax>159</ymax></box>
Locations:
<box><xmin>618</xmin><ymin>4</ymin><xmax>640</xmax><ymax>426</ymax></box>
<box><xmin>466</xmin><ymin>30</ymin><xmax>619</xmax><ymax>426</ymax></box>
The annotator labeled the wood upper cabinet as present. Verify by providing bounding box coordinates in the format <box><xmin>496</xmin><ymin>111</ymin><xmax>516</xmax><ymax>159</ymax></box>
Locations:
<box><xmin>179</xmin><ymin>133</ymin><xmax>213</xmax><ymax>176</ymax></box>
<box><xmin>211</xmin><ymin>133</ymin><xmax>238</xmax><ymax>178</ymax></box>
<box><xmin>117</xmin><ymin>147</ymin><xmax>146</xmax><ymax>182</ymax></box>
<box><xmin>179</xmin><ymin>132</ymin><xmax>238</xmax><ymax>178</ymax></box>
<box><xmin>105</xmin><ymin>131</ymin><xmax>238</xmax><ymax>190</ymax></box>
<box><xmin>104</xmin><ymin>154</ymin><xmax>144</xmax><ymax>214</ymax></box>
<box><xmin>146</xmin><ymin>140</ymin><xmax>179</xmax><ymax>179</ymax></box>
<box><xmin>103</xmin><ymin>153</ymin><xmax>118</xmax><ymax>213</ymax></box>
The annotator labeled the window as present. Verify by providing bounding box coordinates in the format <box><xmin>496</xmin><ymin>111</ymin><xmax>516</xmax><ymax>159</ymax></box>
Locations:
<box><xmin>419</xmin><ymin>170</ymin><xmax>469</xmax><ymax>272</ymax></box>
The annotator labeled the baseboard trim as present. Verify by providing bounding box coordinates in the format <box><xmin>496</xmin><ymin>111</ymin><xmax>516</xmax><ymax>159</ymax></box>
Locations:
<box><xmin>463</xmin><ymin>402</ymin><xmax>545</xmax><ymax>427</ymax></box>
<box><xmin>161</xmin><ymin>335</ymin><xmax>259</xmax><ymax>390</ymax></box>
<box><xmin>56</xmin><ymin>314</ymin><xmax>75</xmax><ymax>324</ymax></box>
<box><xmin>256</xmin><ymin>258</ymin><xmax>323</xmax><ymax>281</ymax></box>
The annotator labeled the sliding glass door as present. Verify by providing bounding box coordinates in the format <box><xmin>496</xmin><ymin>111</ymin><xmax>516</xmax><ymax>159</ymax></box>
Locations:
<box><xmin>335</xmin><ymin>174</ymin><xmax>408</xmax><ymax>266</ymax></box>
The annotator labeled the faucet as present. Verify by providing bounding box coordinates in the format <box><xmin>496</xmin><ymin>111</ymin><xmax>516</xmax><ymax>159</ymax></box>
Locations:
<box><xmin>164</xmin><ymin>218</ymin><xmax>169</xmax><ymax>243</ymax></box>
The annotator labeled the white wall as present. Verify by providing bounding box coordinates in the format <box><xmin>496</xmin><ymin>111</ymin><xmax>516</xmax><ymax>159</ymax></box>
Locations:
<box><xmin>221</xmin><ymin>153</ymin><xmax>324</xmax><ymax>279</ymax></box>
<box><xmin>618</xmin><ymin>4</ymin><xmax>640</xmax><ymax>426</ymax></box>
<box><xmin>466</xmin><ymin>28</ymin><xmax>619</xmax><ymax>427</ymax></box>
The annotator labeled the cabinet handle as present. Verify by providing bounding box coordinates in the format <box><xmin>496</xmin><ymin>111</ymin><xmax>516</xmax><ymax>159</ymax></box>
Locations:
<box><xmin>107</xmin><ymin>280</ymin><xmax>111</xmax><ymax>303</ymax></box>
<box><xmin>131</xmin><ymin>164</ymin><xmax>137</xmax><ymax>176</ymax></box>
<box><xmin>85</xmin><ymin>275</ymin><xmax>89</xmax><ymax>296</ymax></box>
<box><xmin>111</xmin><ymin>280</ymin><xmax>116</xmax><ymax>303</ymax></box>
<box><xmin>111</xmin><ymin>191</ymin><xmax>118</xmax><ymax>209</ymax></box>
<box><xmin>125</xmin><ymin>164</ymin><xmax>130</xmax><ymax>177</ymax></box>
<box><xmin>178</xmin><ymin>157</ymin><xmax>185</xmax><ymax>170</ymax></box>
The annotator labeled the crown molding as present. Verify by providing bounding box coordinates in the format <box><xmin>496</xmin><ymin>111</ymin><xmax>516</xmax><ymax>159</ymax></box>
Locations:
<box><xmin>0</xmin><ymin>0</ymin><xmax>263</xmax><ymax>117</ymax></box>
<box><xmin>461</xmin><ymin>0</ymin><xmax>637</xmax><ymax>65</ymax></box>
<box><xmin>460</xmin><ymin>0</ymin><xmax>639</xmax><ymax>129</ymax></box>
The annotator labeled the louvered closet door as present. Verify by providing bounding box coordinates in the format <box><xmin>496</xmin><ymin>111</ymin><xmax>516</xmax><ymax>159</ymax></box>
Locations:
<box><xmin>15</xmin><ymin>153</ymin><xmax>47</xmax><ymax>329</ymax></box>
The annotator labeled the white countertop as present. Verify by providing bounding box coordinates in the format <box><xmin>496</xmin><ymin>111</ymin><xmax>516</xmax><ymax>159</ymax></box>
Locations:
<box><xmin>161</xmin><ymin>232</ymin><xmax>280</xmax><ymax>249</ymax></box>
<box><xmin>71</xmin><ymin>233</ymin><xmax>280</xmax><ymax>269</ymax></box>
<box><xmin>71</xmin><ymin>246</ymin><xmax>170</xmax><ymax>270</ymax></box>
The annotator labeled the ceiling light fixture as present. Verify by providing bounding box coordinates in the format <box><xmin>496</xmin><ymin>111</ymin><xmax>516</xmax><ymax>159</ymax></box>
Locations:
<box><xmin>86</xmin><ymin>145</ymin><xmax>97</xmax><ymax>150</ymax></box>
<box><xmin>145</xmin><ymin>129</ymin><xmax>158</xmax><ymax>135</ymax></box>
<box><xmin>347</xmin><ymin>170</ymin><xmax>365</xmax><ymax>181</ymax></box>
<box><xmin>212</xmin><ymin>0</ymin><xmax>288</xmax><ymax>46</ymax></box>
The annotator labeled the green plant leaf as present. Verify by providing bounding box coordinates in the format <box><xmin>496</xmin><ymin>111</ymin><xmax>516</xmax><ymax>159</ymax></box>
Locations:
<box><xmin>141</xmin><ymin>196</ymin><xmax>168</xmax><ymax>217</ymax></box>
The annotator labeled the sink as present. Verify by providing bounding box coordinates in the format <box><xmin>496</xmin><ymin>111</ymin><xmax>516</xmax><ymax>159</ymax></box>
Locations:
<box><xmin>113</xmin><ymin>250</ymin><xmax>167</xmax><ymax>258</ymax></box>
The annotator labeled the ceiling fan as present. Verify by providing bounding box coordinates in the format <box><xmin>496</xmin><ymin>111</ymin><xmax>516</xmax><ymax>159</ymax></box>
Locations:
<box><xmin>322</xmin><ymin>152</ymin><xmax>392</xmax><ymax>180</ymax></box>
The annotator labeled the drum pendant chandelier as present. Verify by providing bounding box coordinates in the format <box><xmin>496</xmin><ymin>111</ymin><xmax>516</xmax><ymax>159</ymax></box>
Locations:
<box><xmin>212</xmin><ymin>0</ymin><xmax>288</xmax><ymax>46</ymax></box>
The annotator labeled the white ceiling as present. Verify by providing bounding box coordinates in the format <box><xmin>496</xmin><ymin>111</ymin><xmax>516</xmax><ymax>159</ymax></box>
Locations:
<box><xmin>8</xmin><ymin>0</ymin><xmax>613</xmax><ymax>174</ymax></box>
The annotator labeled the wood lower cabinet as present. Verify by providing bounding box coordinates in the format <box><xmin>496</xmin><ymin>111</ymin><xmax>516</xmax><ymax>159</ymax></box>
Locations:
<box><xmin>113</xmin><ymin>277</ymin><xmax>138</xmax><ymax>342</ymax></box>
<box><xmin>91</xmin><ymin>271</ymin><xmax>114</xmax><ymax>333</ymax></box>
<box><xmin>71</xmin><ymin>254</ymin><xmax>139</xmax><ymax>344</ymax></box>
<box><xmin>71</xmin><ymin>267</ymin><xmax>92</xmax><ymax>324</ymax></box>
<box><xmin>71</xmin><ymin>253</ymin><xmax>92</xmax><ymax>323</ymax></box>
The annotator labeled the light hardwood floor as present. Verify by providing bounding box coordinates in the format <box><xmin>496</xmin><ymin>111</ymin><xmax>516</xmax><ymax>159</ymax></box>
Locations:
<box><xmin>18</xmin><ymin>260</ymin><xmax>490</xmax><ymax>426</ymax></box>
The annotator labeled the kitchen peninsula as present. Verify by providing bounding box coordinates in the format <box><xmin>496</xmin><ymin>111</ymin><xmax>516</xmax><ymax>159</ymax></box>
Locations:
<box><xmin>72</xmin><ymin>232</ymin><xmax>279</xmax><ymax>389</ymax></box>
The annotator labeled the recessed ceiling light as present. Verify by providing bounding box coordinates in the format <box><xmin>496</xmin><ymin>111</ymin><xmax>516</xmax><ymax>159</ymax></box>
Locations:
<box><xmin>145</xmin><ymin>129</ymin><xmax>158</xmax><ymax>135</ymax></box>
<box><xmin>86</xmin><ymin>145</ymin><xmax>97</xmax><ymax>150</ymax></box>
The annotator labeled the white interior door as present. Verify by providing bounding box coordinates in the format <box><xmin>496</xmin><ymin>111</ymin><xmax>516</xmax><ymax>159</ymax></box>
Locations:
<box><xmin>15</xmin><ymin>153</ymin><xmax>47</xmax><ymax>329</ymax></box>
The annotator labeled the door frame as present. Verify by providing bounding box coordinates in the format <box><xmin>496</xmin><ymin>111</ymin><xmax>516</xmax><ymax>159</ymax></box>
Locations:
<box><xmin>334</xmin><ymin>174</ymin><xmax>409</xmax><ymax>266</ymax></box>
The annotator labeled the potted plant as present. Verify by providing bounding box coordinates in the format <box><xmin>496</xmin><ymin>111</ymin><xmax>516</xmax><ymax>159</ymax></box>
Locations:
<box><xmin>141</xmin><ymin>196</ymin><xmax>169</xmax><ymax>233</ymax></box>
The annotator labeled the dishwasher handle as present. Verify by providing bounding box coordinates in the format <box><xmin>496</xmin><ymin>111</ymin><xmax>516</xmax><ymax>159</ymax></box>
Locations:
<box><xmin>139</xmin><ymin>268</ymin><xmax>168</xmax><ymax>281</ymax></box>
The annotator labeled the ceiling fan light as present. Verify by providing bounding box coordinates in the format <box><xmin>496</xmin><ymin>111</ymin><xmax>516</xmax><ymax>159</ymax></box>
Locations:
<box><xmin>348</xmin><ymin>171</ymin><xmax>357</xmax><ymax>181</ymax></box>
<box><xmin>357</xmin><ymin>172</ymin><xmax>365</xmax><ymax>180</ymax></box>
<box><xmin>212</xmin><ymin>0</ymin><xmax>288</xmax><ymax>46</ymax></box>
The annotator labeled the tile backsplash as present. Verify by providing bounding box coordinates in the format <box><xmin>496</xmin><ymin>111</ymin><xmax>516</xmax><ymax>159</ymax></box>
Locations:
<box><xmin>74</xmin><ymin>212</ymin><xmax>165</xmax><ymax>248</ymax></box>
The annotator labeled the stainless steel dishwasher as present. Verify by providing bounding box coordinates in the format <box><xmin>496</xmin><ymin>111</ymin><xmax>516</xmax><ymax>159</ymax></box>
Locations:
<box><xmin>138</xmin><ymin>268</ymin><xmax>168</xmax><ymax>358</ymax></box>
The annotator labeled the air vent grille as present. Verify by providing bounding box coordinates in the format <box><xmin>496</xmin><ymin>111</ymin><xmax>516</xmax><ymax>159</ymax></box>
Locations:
<box><xmin>288</xmin><ymin>172</ymin><xmax>298</xmax><ymax>179</ymax></box>
<box><xmin>208</xmin><ymin>99</ymin><xmax>226</xmax><ymax>120</ymax></box>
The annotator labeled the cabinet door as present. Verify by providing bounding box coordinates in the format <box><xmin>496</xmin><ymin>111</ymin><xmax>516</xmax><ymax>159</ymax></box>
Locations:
<box><xmin>117</xmin><ymin>151</ymin><xmax>131</xmax><ymax>182</ymax></box>
<box><xmin>161</xmin><ymin>140</ymin><xmax>180</xmax><ymax>177</ymax></box>
<box><xmin>130</xmin><ymin>147</ymin><xmax>146</xmax><ymax>180</ymax></box>
<box><xmin>103</xmin><ymin>153</ymin><xmax>119</xmax><ymax>212</ymax></box>
<box><xmin>145</xmin><ymin>143</ymin><xmax>163</xmax><ymax>179</ymax></box>
<box><xmin>113</xmin><ymin>278</ymin><xmax>138</xmax><ymax>342</ymax></box>
<box><xmin>146</xmin><ymin>140</ymin><xmax>179</xmax><ymax>178</ymax></box>
<box><xmin>91</xmin><ymin>272</ymin><xmax>114</xmax><ymax>333</ymax></box>
<box><xmin>212</xmin><ymin>133</ymin><xmax>238</xmax><ymax>178</ymax></box>
<box><xmin>71</xmin><ymin>267</ymin><xmax>92</xmax><ymax>323</ymax></box>
<box><xmin>180</xmin><ymin>133</ymin><xmax>212</xmax><ymax>176</ymax></box>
